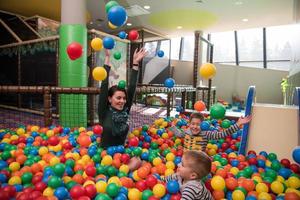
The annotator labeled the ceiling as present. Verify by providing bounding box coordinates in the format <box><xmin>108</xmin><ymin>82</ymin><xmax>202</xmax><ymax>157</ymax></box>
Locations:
<box><xmin>0</xmin><ymin>0</ymin><xmax>298</xmax><ymax>37</ymax></box>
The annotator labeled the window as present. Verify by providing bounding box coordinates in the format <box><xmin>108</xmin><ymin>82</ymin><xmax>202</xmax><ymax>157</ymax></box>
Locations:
<box><xmin>266</xmin><ymin>24</ymin><xmax>296</xmax><ymax>71</ymax></box>
<box><xmin>181</xmin><ymin>36</ymin><xmax>195</xmax><ymax>61</ymax></box>
<box><xmin>238</xmin><ymin>28</ymin><xmax>263</xmax><ymax>68</ymax></box>
<box><xmin>210</xmin><ymin>31</ymin><xmax>235</xmax><ymax>64</ymax></box>
<box><xmin>144</xmin><ymin>41</ymin><xmax>158</xmax><ymax>57</ymax></box>
<box><xmin>170</xmin><ymin>37</ymin><xmax>181</xmax><ymax>60</ymax></box>
<box><xmin>159</xmin><ymin>40</ymin><xmax>170</xmax><ymax>59</ymax></box>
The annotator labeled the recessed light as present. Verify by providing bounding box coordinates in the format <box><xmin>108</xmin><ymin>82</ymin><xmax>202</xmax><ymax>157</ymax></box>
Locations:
<box><xmin>127</xmin><ymin>23</ymin><xmax>132</xmax><ymax>26</ymax></box>
<box><xmin>235</xmin><ymin>1</ymin><xmax>243</xmax><ymax>5</ymax></box>
<box><xmin>144</xmin><ymin>5</ymin><xmax>150</xmax><ymax>10</ymax></box>
<box><xmin>242</xmin><ymin>18</ymin><xmax>248</xmax><ymax>22</ymax></box>
<box><xmin>90</xmin><ymin>21</ymin><xmax>93</xmax><ymax>24</ymax></box>
<box><xmin>177</xmin><ymin>26</ymin><xmax>182</xmax><ymax>29</ymax></box>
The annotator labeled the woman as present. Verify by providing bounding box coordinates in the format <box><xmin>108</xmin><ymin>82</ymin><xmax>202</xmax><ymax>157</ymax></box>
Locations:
<box><xmin>98</xmin><ymin>48</ymin><xmax>147</xmax><ymax>148</ymax></box>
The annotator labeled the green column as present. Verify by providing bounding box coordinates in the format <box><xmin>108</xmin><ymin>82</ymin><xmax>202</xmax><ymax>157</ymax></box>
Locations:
<box><xmin>59</xmin><ymin>24</ymin><xmax>87</xmax><ymax>127</ymax></box>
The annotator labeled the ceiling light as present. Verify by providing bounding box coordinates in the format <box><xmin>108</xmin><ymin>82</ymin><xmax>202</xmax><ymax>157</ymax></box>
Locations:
<box><xmin>127</xmin><ymin>23</ymin><xmax>132</xmax><ymax>26</ymax></box>
<box><xmin>235</xmin><ymin>1</ymin><xmax>243</xmax><ymax>5</ymax></box>
<box><xmin>242</xmin><ymin>18</ymin><xmax>248</xmax><ymax>22</ymax></box>
<box><xmin>89</xmin><ymin>21</ymin><xmax>93</xmax><ymax>24</ymax></box>
<box><xmin>143</xmin><ymin>5</ymin><xmax>150</xmax><ymax>10</ymax></box>
<box><xmin>177</xmin><ymin>26</ymin><xmax>182</xmax><ymax>29</ymax></box>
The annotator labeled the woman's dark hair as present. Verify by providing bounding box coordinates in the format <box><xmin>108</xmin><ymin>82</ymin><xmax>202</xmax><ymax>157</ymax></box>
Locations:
<box><xmin>108</xmin><ymin>85</ymin><xmax>127</xmax><ymax>98</ymax></box>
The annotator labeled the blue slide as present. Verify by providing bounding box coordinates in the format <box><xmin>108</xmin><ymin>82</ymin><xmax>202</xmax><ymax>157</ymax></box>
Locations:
<box><xmin>238</xmin><ymin>86</ymin><xmax>256</xmax><ymax>155</ymax></box>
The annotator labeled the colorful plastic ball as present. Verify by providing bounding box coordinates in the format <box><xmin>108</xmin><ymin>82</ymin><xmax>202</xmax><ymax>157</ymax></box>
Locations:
<box><xmin>152</xmin><ymin>184</ymin><xmax>166</xmax><ymax>198</ymax></box>
<box><xmin>210</xmin><ymin>104</ymin><xmax>226</xmax><ymax>119</ymax></box>
<box><xmin>48</xmin><ymin>176</ymin><xmax>62</xmax><ymax>189</ymax></box>
<box><xmin>67</xmin><ymin>42</ymin><xmax>83</xmax><ymax>60</ymax></box>
<box><xmin>166</xmin><ymin>180</ymin><xmax>179</xmax><ymax>194</ymax></box>
<box><xmin>54</xmin><ymin>187</ymin><xmax>69</xmax><ymax>200</ymax></box>
<box><xmin>157</xmin><ymin>50</ymin><xmax>164</xmax><ymax>57</ymax></box>
<box><xmin>292</xmin><ymin>146</ymin><xmax>300</xmax><ymax>164</ymax></box>
<box><xmin>85</xmin><ymin>165</ymin><xmax>96</xmax><ymax>177</ymax></box>
<box><xmin>258</xmin><ymin>192</ymin><xmax>271</xmax><ymax>200</ymax></box>
<box><xmin>128</xmin><ymin>188</ymin><xmax>141</xmax><ymax>200</ymax></box>
<box><xmin>70</xmin><ymin>185</ymin><xmax>86</xmax><ymax>199</ymax></box>
<box><xmin>108</xmin><ymin>21</ymin><xmax>117</xmax><ymax>29</ymax></box>
<box><xmin>232</xmin><ymin>190</ymin><xmax>245</xmax><ymax>200</ymax></box>
<box><xmin>21</xmin><ymin>172</ymin><xmax>33</xmax><ymax>184</ymax></box>
<box><xmin>287</xmin><ymin>176</ymin><xmax>300</xmax><ymax>189</ymax></box>
<box><xmin>142</xmin><ymin>189</ymin><xmax>154</xmax><ymax>200</ymax></box>
<box><xmin>95</xmin><ymin>193</ymin><xmax>111</xmax><ymax>200</ymax></box>
<box><xmin>255</xmin><ymin>182</ymin><xmax>269</xmax><ymax>193</ymax></box>
<box><xmin>221</xmin><ymin>119</ymin><xmax>231</xmax><ymax>128</ymax></box>
<box><xmin>93</xmin><ymin>67</ymin><xmax>107</xmax><ymax>81</ymax></box>
<box><xmin>194</xmin><ymin>100</ymin><xmax>206</xmax><ymax>112</ymax></box>
<box><xmin>128</xmin><ymin>30</ymin><xmax>139</xmax><ymax>41</ymax></box>
<box><xmin>284</xmin><ymin>192</ymin><xmax>300</xmax><ymax>200</ymax></box>
<box><xmin>8</xmin><ymin>176</ymin><xmax>21</xmax><ymax>185</ymax></box>
<box><xmin>146</xmin><ymin>175</ymin><xmax>158</xmax><ymax>189</ymax></box>
<box><xmin>118</xmin><ymin>80</ymin><xmax>126</xmax><ymax>89</ymax></box>
<box><xmin>164</xmin><ymin>78</ymin><xmax>175</xmax><ymax>88</ymax></box>
<box><xmin>91</xmin><ymin>38</ymin><xmax>103</xmax><ymax>51</ymax></box>
<box><xmin>108</xmin><ymin>6</ymin><xmax>127</xmax><ymax>27</ymax></box>
<box><xmin>95</xmin><ymin>181</ymin><xmax>107</xmax><ymax>193</ymax></box>
<box><xmin>211</xmin><ymin>175</ymin><xmax>225</xmax><ymax>191</ymax></box>
<box><xmin>105</xmin><ymin>1</ymin><xmax>119</xmax><ymax>13</ymax></box>
<box><xmin>9</xmin><ymin>162</ymin><xmax>20</xmax><ymax>172</ymax></box>
<box><xmin>0</xmin><ymin>173</ymin><xmax>7</xmax><ymax>183</ymax></box>
<box><xmin>103</xmin><ymin>36</ymin><xmax>116</xmax><ymax>49</ymax></box>
<box><xmin>93</xmin><ymin>125</ymin><xmax>103</xmax><ymax>135</ymax></box>
<box><xmin>85</xmin><ymin>184</ymin><xmax>97</xmax><ymax>198</ymax></box>
<box><xmin>199</xmin><ymin>63</ymin><xmax>216</xmax><ymax>79</ymax></box>
<box><xmin>114</xmin><ymin>52</ymin><xmax>122</xmax><ymax>60</ymax></box>
<box><xmin>118</xmin><ymin>31</ymin><xmax>127</xmax><ymax>39</ymax></box>
<box><xmin>270</xmin><ymin>181</ymin><xmax>284</xmax><ymax>194</ymax></box>
<box><xmin>53</xmin><ymin>163</ymin><xmax>65</xmax><ymax>177</ymax></box>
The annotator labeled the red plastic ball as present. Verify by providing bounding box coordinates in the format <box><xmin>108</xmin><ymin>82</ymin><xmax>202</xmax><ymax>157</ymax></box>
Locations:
<box><xmin>67</xmin><ymin>42</ymin><xmax>83</xmax><ymax>60</ymax></box>
<box><xmin>120</xmin><ymin>154</ymin><xmax>130</xmax><ymax>164</ymax></box>
<box><xmin>70</xmin><ymin>185</ymin><xmax>86</xmax><ymax>199</ymax></box>
<box><xmin>84</xmin><ymin>184</ymin><xmax>97</xmax><ymax>198</ymax></box>
<box><xmin>290</xmin><ymin>163</ymin><xmax>300</xmax><ymax>173</ymax></box>
<box><xmin>128</xmin><ymin>30</ymin><xmax>139</xmax><ymax>41</ymax></box>
<box><xmin>128</xmin><ymin>137</ymin><xmax>139</xmax><ymax>147</ymax></box>
<box><xmin>146</xmin><ymin>175</ymin><xmax>158</xmax><ymax>189</ymax></box>
<box><xmin>48</xmin><ymin>136</ymin><xmax>59</xmax><ymax>146</ymax></box>
<box><xmin>85</xmin><ymin>166</ymin><xmax>96</xmax><ymax>177</ymax></box>
<box><xmin>170</xmin><ymin>193</ymin><xmax>181</xmax><ymax>200</ymax></box>
<box><xmin>34</xmin><ymin>182</ymin><xmax>47</xmax><ymax>192</ymax></box>
<box><xmin>93</xmin><ymin>125</ymin><xmax>103</xmax><ymax>135</ymax></box>
<box><xmin>280</xmin><ymin>158</ymin><xmax>291</xmax><ymax>168</ymax></box>
<box><xmin>135</xmin><ymin>180</ymin><xmax>147</xmax><ymax>192</ymax></box>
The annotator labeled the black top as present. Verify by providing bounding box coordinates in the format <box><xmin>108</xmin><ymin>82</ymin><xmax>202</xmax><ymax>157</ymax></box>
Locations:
<box><xmin>98</xmin><ymin>64</ymin><xmax>139</xmax><ymax>148</ymax></box>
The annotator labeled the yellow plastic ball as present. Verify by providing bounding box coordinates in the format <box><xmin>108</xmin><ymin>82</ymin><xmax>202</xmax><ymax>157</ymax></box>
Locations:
<box><xmin>208</xmin><ymin>148</ymin><xmax>217</xmax><ymax>156</ymax></box>
<box><xmin>96</xmin><ymin>181</ymin><xmax>107</xmax><ymax>193</ymax></box>
<box><xmin>108</xmin><ymin>176</ymin><xmax>122</xmax><ymax>186</ymax></box>
<box><xmin>230</xmin><ymin>167</ymin><xmax>239</xmax><ymax>175</ymax></box>
<box><xmin>52</xmin><ymin>144</ymin><xmax>62</xmax><ymax>152</ymax></box>
<box><xmin>43</xmin><ymin>187</ymin><xmax>54</xmax><ymax>197</ymax></box>
<box><xmin>46</xmin><ymin>130</ymin><xmax>54</xmax><ymax>137</ymax></box>
<box><xmin>108</xmin><ymin>21</ymin><xmax>117</xmax><ymax>29</ymax></box>
<box><xmin>287</xmin><ymin>176</ymin><xmax>300</xmax><ymax>189</ymax></box>
<box><xmin>83</xmin><ymin>180</ymin><xmax>95</xmax><ymax>187</ymax></box>
<box><xmin>166</xmin><ymin>161</ymin><xmax>175</xmax><ymax>170</ymax></box>
<box><xmin>128</xmin><ymin>188</ymin><xmax>141</xmax><ymax>200</ymax></box>
<box><xmin>132</xmin><ymin>129</ymin><xmax>140</xmax><ymax>136</ymax></box>
<box><xmin>17</xmin><ymin>128</ymin><xmax>25</xmax><ymax>135</ymax></box>
<box><xmin>91</xmin><ymin>37</ymin><xmax>103</xmax><ymax>51</ymax></box>
<box><xmin>93</xmin><ymin>67</ymin><xmax>107</xmax><ymax>81</ymax></box>
<box><xmin>153</xmin><ymin>183</ymin><xmax>166</xmax><ymax>198</ymax></box>
<box><xmin>101</xmin><ymin>155</ymin><xmax>113</xmax><ymax>166</ymax></box>
<box><xmin>79</xmin><ymin>127</ymin><xmax>86</xmax><ymax>132</ymax></box>
<box><xmin>72</xmin><ymin>153</ymin><xmax>80</xmax><ymax>161</ymax></box>
<box><xmin>9</xmin><ymin>162</ymin><xmax>20</xmax><ymax>172</ymax></box>
<box><xmin>2</xmin><ymin>138</ymin><xmax>10</xmax><ymax>143</ymax></box>
<box><xmin>256</xmin><ymin>182</ymin><xmax>269</xmax><ymax>193</ymax></box>
<box><xmin>162</xmin><ymin>132</ymin><xmax>169</xmax><ymax>139</ymax></box>
<box><xmin>63</xmin><ymin>176</ymin><xmax>72</xmax><ymax>183</ymax></box>
<box><xmin>175</xmin><ymin>138</ymin><xmax>181</xmax><ymax>145</ymax></box>
<box><xmin>271</xmin><ymin>181</ymin><xmax>284</xmax><ymax>194</ymax></box>
<box><xmin>10</xmin><ymin>135</ymin><xmax>18</xmax><ymax>141</ymax></box>
<box><xmin>49</xmin><ymin>156</ymin><xmax>60</xmax><ymax>166</ymax></box>
<box><xmin>31</xmin><ymin>126</ymin><xmax>39</xmax><ymax>132</ymax></box>
<box><xmin>276</xmin><ymin>176</ymin><xmax>285</xmax><ymax>183</ymax></box>
<box><xmin>119</xmin><ymin>164</ymin><xmax>129</xmax><ymax>174</ymax></box>
<box><xmin>252</xmin><ymin>176</ymin><xmax>262</xmax><ymax>183</ymax></box>
<box><xmin>8</xmin><ymin>176</ymin><xmax>21</xmax><ymax>185</ymax></box>
<box><xmin>166</xmin><ymin>153</ymin><xmax>175</xmax><ymax>161</ymax></box>
<box><xmin>199</xmin><ymin>63</ymin><xmax>216</xmax><ymax>79</ymax></box>
<box><xmin>153</xmin><ymin>157</ymin><xmax>162</xmax><ymax>166</ymax></box>
<box><xmin>132</xmin><ymin>170</ymin><xmax>141</xmax><ymax>181</ymax></box>
<box><xmin>232</xmin><ymin>190</ymin><xmax>245</xmax><ymax>200</ymax></box>
<box><xmin>164</xmin><ymin>168</ymin><xmax>174</xmax><ymax>176</ymax></box>
<box><xmin>211</xmin><ymin>175</ymin><xmax>225</xmax><ymax>191</ymax></box>
<box><xmin>258</xmin><ymin>192</ymin><xmax>271</xmax><ymax>200</ymax></box>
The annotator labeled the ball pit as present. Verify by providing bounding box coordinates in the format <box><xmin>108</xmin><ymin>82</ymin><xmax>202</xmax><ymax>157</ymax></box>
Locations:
<box><xmin>0</xmin><ymin>115</ymin><xmax>299</xmax><ymax>200</ymax></box>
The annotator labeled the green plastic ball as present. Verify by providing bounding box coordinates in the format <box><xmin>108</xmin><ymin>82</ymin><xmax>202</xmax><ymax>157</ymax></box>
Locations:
<box><xmin>221</xmin><ymin>119</ymin><xmax>231</xmax><ymax>128</ymax></box>
<box><xmin>106</xmin><ymin>183</ymin><xmax>119</xmax><ymax>197</ymax></box>
<box><xmin>210</xmin><ymin>104</ymin><xmax>226</xmax><ymax>119</ymax></box>
<box><xmin>53</xmin><ymin>163</ymin><xmax>65</xmax><ymax>177</ymax></box>
<box><xmin>48</xmin><ymin>176</ymin><xmax>62</xmax><ymax>189</ymax></box>
<box><xmin>118</xmin><ymin>80</ymin><xmax>126</xmax><ymax>89</ymax></box>
<box><xmin>105</xmin><ymin>1</ymin><xmax>119</xmax><ymax>13</ymax></box>
<box><xmin>142</xmin><ymin>189</ymin><xmax>154</xmax><ymax>200</ymax></box>
<box><xmin>113</xmin><ymin>51</ymin><xmax>121</xmax><ymax>60</ymax></box>
<box><xmin>21</xmin><ymin>172</ymin><xmax>33</xmax><ymax>184</ymax></box>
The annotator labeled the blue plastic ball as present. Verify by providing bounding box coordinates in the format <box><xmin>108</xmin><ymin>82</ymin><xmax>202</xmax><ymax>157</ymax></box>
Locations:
<box><xmin>174</xmin><ymin>157</ymin><xmax>182</xmax><ymax>165</ymax></box>
<box><xmin>118</xmin><ymin>31</ymin><xmax>127</xmax><ymax>39</ymax></box>
<box><xmin>167</xmin><ymin>180</ymin><xmax>180</xmax><ymax>194</ymax></box>
<box><xmin>292</xmin><ymin>146</ymin><xmax>300</xmax><ymax>164</ymax></box>
<box><xmin>231</xmin><ymin>159</ymin><xmax>239</xmax><ymax>167</ymax></box>
<box><xmin>157</xmin><ymin>50</ymin><xmax>164</xmax><ymax>57</ymax></box>
<box><xmin>0</xmin><ymin>173</ymin><xmax>7</xmax><ymax>183</ymax></box>
<box><xmin>164</xmin><ymin>78</ymin><xmax>175</xmax><ymax>88</ymax></box>
<box><xmin>54</xmin><ymin>187</ymin><xmax>69</xmax><ymax>200</ymax></box>
<box><xmin>278</xmin><ymin>168</ymin><xmax>292</xmax><ymax>179</ymax></box>
<box><xmin>108</xmin><ymin>6</ymin><xmax>127</xmax><ymax>27</ymax></box>
<box><xmin>103</xmin><ymin>36</ymin><xmax>116</xmax><ymax>49</ymax></box>
<box><xmin>246</xmin><ymin>196</ymin><xmax>257</xmax><ymax>200</ymax></box>
<box><xmin>200</xmin><ymin>121</ymin><xmax>210</xmax><ymax>131</ymax></box>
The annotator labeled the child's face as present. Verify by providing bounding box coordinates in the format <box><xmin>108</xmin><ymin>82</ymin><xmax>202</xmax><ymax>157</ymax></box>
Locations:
<box><xmin>189</xmin><ymin>118</ymin><xmax>201</xmax><ymax>135</ymax></box>
<box><xmin>177</xmin><ymin>155</ymin><xmax>197</xmax><ymax>180</ymax></box>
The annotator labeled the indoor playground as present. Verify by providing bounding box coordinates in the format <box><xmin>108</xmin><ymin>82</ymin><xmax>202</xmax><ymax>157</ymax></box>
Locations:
<box><xmin>0</xmin><ymin>0</ymin><xmax>300</xmax><ymax>200</ymax></box>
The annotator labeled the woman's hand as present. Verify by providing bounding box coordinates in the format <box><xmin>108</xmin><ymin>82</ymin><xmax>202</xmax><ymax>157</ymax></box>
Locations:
<box><xmin>133</xmin><ymin>48</ymin><xmax>148</xmax><ymax>65</ymax></box>
<box><xmin>236</xmin><ymin>115</ymin><xmax>252</xmax><ymax>126</ymax></box>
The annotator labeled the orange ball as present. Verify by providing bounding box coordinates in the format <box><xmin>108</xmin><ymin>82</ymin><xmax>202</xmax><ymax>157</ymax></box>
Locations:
<box><xmin>212</xmin><ymin>190</ymin><xmax>225</xmax><ymax>200</ymax></box>
<box><xmin>120</xmin><ymin>177</ymin><xmax>134</xmax><ymax>188</ymax></box>
<box><xmin>137</xmin><ymin>167</ymin><xmax>149</xmax><ymax>179</ymax></box>
<box><xmin>194</xmin><ymin>100</ymin><xmax>206</xmax><ymax>112</ymax></box>
<box><xmin>225</xmin><ymin>177</ymin><xmax>238</xmax><ymax>191</ymax></box>
<box><xmin>112</xmin><ymin>159</ymin><xmax>121</xmax><ymax>169</ymax></box>
<box><xmin>77</xmin><ymin>134</ymin><xmax>91</xmax><ymax>147</ymax></box>
<box><xmin>216</xmin><ymin>169</ymin><xmax>227</xmax><ymax>178</ymax></box>
<box><xmin>285</xmin><ymin>192</ymin><xmax>300</xmax><ymax>200</ymax></box>
<box><xmin>242</xmin><ymin>179</ymin><xmax>255</xmax><ymax>192</ymax></box>
<box><xmin>16</xmin><ymin>155</ymin><xmax>27</xmax><ymax>165</ymax></box>
<box><xmin>72</xmin><ymin>174</ymin><xmax>84</xmax><ymax>184</ymax></box>
<box><xmin>31</xmin><ymin>163</ymin><xmax>42</xmax><ymax>174</ymax></box>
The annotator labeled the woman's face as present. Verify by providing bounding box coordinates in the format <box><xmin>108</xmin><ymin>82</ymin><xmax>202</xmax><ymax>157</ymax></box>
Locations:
<box><xmin>109</xmin><ymin>91</ymin><xmax>126</xmax><ymax>111</ymax></box>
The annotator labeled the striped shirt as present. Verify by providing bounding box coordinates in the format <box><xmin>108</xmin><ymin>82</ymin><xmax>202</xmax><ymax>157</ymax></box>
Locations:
<box><xmin>171</xmin><ymin>124</ymin><xmax>240</xmax><ymax>151</ymax></box>
<box><xmin>162</xmin><ymin>174</ymin><xmax>213</xmax><ymax>200</ymax></box>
